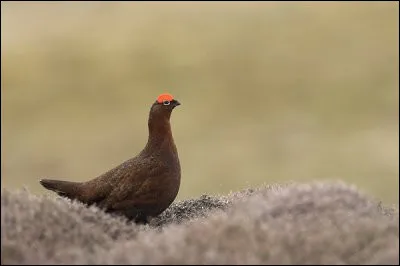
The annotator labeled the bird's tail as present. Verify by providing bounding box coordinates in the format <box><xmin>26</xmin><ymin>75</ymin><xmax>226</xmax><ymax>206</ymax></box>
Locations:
<box><xmin>39</xmin><ymin>179</ymin><xmax>81</xmax><ymax>199</ymax></box>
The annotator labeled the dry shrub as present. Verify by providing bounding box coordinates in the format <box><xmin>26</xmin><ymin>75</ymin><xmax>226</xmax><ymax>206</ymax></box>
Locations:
<box><xmin>1</xmin><ymin>181</ymin><xmax>398</xmax><ymax>264</ymax></box>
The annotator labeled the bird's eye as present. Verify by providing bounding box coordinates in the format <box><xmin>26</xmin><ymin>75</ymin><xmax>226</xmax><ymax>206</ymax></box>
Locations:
<box><xmin>163</xmin><ymin>100</ymin><xmax>171</xmax><ymax>106</ymax></box>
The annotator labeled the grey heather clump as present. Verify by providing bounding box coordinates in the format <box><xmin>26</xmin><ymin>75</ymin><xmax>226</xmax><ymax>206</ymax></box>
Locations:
<box><xmin>1</xmin><ymin>181</ymin><xmax>398</xmax><ymax>265</ymax></box>
<box><xmin>151</xmin><ymin>182</ymin><xmax>293</xmax><ymax>227</ymax></box>
<box><xmin>150</xmin><ymin>194</ymin><xmax>230</xmax><ymax>227</ymax></box>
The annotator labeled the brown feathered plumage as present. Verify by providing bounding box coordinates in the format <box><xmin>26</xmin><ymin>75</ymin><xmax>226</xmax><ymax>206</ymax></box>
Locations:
<box><xmin>40</xmin><ymin>93</ymin><xmax>181</xmax><ymax>223</ymax></box>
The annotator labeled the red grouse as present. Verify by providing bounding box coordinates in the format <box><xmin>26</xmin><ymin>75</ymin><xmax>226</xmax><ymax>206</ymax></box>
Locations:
<box><xmin>40</xmin><ymin>93</ymin><xmax>181</xmax><ymax>224</ymax></box>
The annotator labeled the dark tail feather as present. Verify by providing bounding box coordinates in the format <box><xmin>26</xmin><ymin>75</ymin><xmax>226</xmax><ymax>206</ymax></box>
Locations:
<box><xmin>39</xmin><ymin>179</ymin><xmax>81</xmax><ymax>199</ymax></box>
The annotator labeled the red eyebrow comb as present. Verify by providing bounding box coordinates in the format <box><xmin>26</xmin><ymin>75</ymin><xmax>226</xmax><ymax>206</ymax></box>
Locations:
<box><xmin>157</xmin><ymin>93</ymin><xmax>174</xmax><ymax>103</ymax></box>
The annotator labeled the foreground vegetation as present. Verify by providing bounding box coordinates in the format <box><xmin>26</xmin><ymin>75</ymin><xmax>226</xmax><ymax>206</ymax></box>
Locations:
<box><xmin>1</xmin><ymin>181</ymin><xmax>398</xmax><ymax>264</ymax></box>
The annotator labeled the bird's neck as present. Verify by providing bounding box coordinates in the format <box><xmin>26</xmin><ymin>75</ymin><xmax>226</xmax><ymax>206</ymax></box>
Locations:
<box><xmin>144</xmin><ymin>113</ymin><xmax>175</xmax><ymax>153</ymax></box>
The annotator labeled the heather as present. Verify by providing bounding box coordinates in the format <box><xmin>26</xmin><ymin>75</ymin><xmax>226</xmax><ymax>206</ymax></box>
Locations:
<box><xmin>2</xmin><ymin>181</ymin><xmax>398</xmax><ymax>264</ymax></box>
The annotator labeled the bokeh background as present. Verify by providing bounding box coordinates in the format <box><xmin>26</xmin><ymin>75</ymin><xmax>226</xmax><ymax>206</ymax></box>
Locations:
<box><xmin>1</xmin><ymin>1</ymin><xmax>399</xmax><ymax>204</ymax></box>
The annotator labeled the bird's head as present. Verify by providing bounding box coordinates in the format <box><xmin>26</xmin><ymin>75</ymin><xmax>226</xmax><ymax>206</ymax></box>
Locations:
<box><xmin>150</xmin><ymin>93</ymin><xmax>181</xmax><ymax>119</ymax></box>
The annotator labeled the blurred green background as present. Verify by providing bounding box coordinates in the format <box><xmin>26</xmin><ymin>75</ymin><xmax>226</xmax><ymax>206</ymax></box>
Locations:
<box><xmin>1</xmin><ymin>2</ymin><xmax>399</xmax><ymax>204</ymax></box>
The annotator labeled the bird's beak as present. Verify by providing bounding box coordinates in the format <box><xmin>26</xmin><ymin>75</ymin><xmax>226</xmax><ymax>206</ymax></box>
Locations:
<box><xmin>173</xmin><ymin>100</ymin><xmax>181</xmax><ymax>107</ymax></box>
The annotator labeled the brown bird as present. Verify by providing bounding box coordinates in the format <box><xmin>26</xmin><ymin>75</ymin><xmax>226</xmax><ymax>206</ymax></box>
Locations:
<box><xmin>40</xmin><ymin>93</ymin><xmax>181</xmax><ymax>224</ymax></box>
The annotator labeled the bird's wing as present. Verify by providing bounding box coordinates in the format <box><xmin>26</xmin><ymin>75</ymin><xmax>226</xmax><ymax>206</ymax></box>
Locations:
<box><xmin>79</xmin><ymin>158</ymin><xmax>140</xmax><ymax>205</ymax></box>
<box><xmin>98</xmin><ymin>158</ymin><xmax>167</xmax><ymax>210</ymax></box>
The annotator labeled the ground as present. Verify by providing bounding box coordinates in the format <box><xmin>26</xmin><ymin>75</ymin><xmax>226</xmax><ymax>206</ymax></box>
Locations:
<box><xmin>1</xmin><ymin>180</ymin><xmax>398</xmax><ymax>264</ymax></box>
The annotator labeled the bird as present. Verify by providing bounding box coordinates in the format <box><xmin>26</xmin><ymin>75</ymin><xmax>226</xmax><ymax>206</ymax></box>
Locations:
<box><xmin>39</xmin><ymin>93</ymin><xmax>181</xmax><ymax>224</ymax></box>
